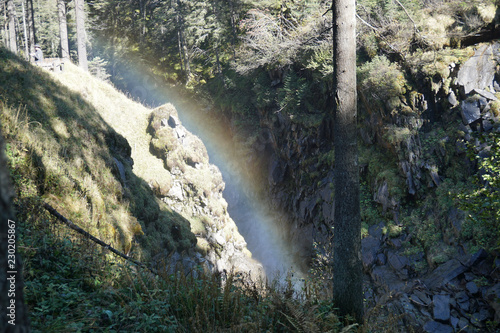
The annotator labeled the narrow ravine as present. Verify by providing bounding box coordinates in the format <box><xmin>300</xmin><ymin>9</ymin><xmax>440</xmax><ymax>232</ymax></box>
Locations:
<box><xmin>174</xmin><ymin>106</ymin><xmax>305</xmax><ymax>279</ymax></box>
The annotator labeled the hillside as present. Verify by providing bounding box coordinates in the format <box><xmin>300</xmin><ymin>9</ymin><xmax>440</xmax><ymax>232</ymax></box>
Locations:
<box><xmin>1</xmin><ymin>49</ymin><xmax>318</xmax><ymax>331</ymax></box>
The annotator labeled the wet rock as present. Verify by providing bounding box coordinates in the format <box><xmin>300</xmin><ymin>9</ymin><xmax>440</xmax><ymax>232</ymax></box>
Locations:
<box><xmin>423</xmin><ymin>320</ymin><xmax>453</xmax><ymax>333</ymax></box>
<box><xmin>433</xmin><ymin>294</ymin><xmax>451</xmax><ymax>322</ymax></box>
<box><xmin>167</xmin><ymin>115</ymin><xmax>180</xmax><ymax>128</ymax></box>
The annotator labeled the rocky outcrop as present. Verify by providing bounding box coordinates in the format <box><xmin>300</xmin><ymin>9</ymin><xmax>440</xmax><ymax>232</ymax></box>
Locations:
<box><xmin>147</xmin><ymin>104</ymin><xmax>264</xmax><ymax>280</ymax></box>
<box><xmin>362</xmin><ymin>221</ymin><xmax>499</xmax><ymax>332</ymax></box>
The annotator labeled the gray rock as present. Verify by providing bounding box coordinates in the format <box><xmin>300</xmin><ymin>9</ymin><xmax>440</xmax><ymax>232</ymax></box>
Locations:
<box><xmin>456</xmin><ymin>291</ymin><xmax>470</xmax><ymax>312</ymax></box>
<box><xmin>413</xmin><ymin>290</ymin><xmax>431</xmax><ymax>306</ymax></box>
<box><xmin>361</xmin><ymin>236</ymin><xmax>380</xmax><ymax>271</ymax></box>
<box><xmin>269</xmin><ymin>156</ymin><xmax>286</xmax><ymax>185</ymax></box>
<box><xmin>168</xmin><ymin>115</ymin><xmax>180</xmax><ymax>128</ymax></box>
<box><xmin>425</xmin><ymin>259</ymin><xmax>467</xmax><ymax>289</ymax></box>
<box><xmin>461</xmin><ymin>100</ymin><xmax>481</xmax><ymax>125</ymax></box>
<box><xmin>368</xmin><ymin>222</ymin><xmax>385</xmax><ymax>240</ymax></box>
<box><xmin>457</xmin><ymin>45</ymin><xmax>496</xmax><ymax>95</ymax></box>
<box><xmin>485</xmin><ymin>283</ymin><xmax>500</xmax><ymax>322</ymax></box>
<box><xmin>448</xmin><ymin>90</ymin><xmax>458</xmax><ymax>107</ymax></box>
<box><xmin>473</xmin><ymin>88</ymin><xmax>498</xmax><ymax>101</ymax></box>
<box><xmin>388</xmin><ymin>238</ymin><xmax>402</xmax><ymax>249</ymax></box>
<box><xmin>423</xmin><ymin>321</ymin><xmax>453</xmax><ymax>333</ymax></box>
<box><xmin>433</xmin><ymin>294</ymin><xmax>451</xmax><ymax>322</ymax></box>
<box><xmin>371</xmin><ymin>265</ymin><xmax>405</xmax><ymax>293</ymax></box>
<box><xmin>374</xmin><ymin>181</ymin><xmax>396</xmax><ymax>212</ymax></box>
<box><xmin>388</xmin><ymin>251</ymin><xmax>408</xmax><ymax>271</ymax></box>
<box><xmin>471</xmin><ymin>308</ymin><xmax>492</xmax><ymax>326</ymax></box>
<box><xmin>167</xmin><ymin>182</ymin><xmax>184</xmax><ymax>201</ymax></box>
<box><xmin>458</xmin><ymin>317</ymin><xmax>471</xmax><ymax>332</ymax></box>
<box><xmin>376</xmin><ymin>253</ymin><xmax>387</xmax><ymax>266</ymax></box>
<box><xmin>450</xmin><ymin>316</ymin><xmax>459</xmax><ymax>329</ymax></box>
<box><xmin>466</xmin><ymin>281</ymin><xmax>479</xmax><ymax>294</ymax></box>
<box><xmin>465</xmin><ymin>248</ymin><xmax>488</xmax><ymax>267</ymax></box>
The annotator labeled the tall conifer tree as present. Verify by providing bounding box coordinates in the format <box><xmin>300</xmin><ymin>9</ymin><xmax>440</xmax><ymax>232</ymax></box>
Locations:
<box><xmin>332</xmin><ymin>0</ymin><xmax>363</xmax><ymax>322</ymax></box>
<box><xmin>7</xmin><ymin>0</ymin><xmax>17</xmax><ymax>53</ymax></box>
<box><xmin>75</xmin><ymin>0</ymin><xmax>88</xmax><ymax>71</ymax></box>
<box><xmin>58</xmin><ymin>0</ymin><xmax>69</xmax><ymax>59</ymax></box>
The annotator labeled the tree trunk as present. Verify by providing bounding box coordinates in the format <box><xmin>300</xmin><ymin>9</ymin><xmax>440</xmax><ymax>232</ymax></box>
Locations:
<box><xmin>75</xmin><ymin>0</ymin><xmax>88</xmax><ymax>71</ymax></box>
<box><xmin>22</xmin><ymin>1</ymin><xmax>28</xmax><ymax>60</ymax></box>
<box><xmin>28</xmin><ymin>0</ymin><xmax>36</xmax><ymax>53</ymax></box>
<box><xmin>7</xmin><ymin>0</ymin><xmax>17</xmax><ymax>54</ymax></box>
<box><xmin>0</xmin><ymin>124</ymin><xmax>31</xmax><ymax>332</ymax></box>
<box><xmin>332</xmin><ymin>0</ymin><xmax>363</xmax><ymax>323</ymax></box>
<box><xmin>57</xmin><ymin>0</ymin><xmax>69</xmax><ymax>59</ymax></box>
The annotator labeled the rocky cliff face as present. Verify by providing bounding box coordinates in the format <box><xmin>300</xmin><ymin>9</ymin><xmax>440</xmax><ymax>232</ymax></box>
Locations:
<box><xmin>236</xmin><ymin>42</ymin><xmax>500</xmax><ymax>330</ymax></box>
<box><xmin>146</xmin><ymin>104</ymin><xmax>263</xmax><ymax>279</ymax></box>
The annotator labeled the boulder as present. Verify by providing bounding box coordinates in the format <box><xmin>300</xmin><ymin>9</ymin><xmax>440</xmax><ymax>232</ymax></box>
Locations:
<box><xmin>374</xmin><ymin>181</ymin><xmax>397</xmax><ymax>211</ymax></box>
<box><xmin>473</xmin><ymin>88</ymin><xmax>498</xmax><ymax>101</ymax></box>
<box><xmin>423</xmin><ymin>321</ymin><xmax>453</xmax><ymax>333</ymax></box>
<box><xmin>448</xmin><ymin>90</ymin><xmax>458</xmax><ymax>107</ymax></box>
<box><xmin>361</xmin><ymin>236</ymin><xmax>381</xmax><ymax>271</ymax></box>
<box><xmin>466</xmin><ymin>281</ymin><xmax>479</xmax><ymax>295</ymax></box>
<box><xmin>433</xmin><ymin>294</ymin><xmax>451</xmax><ymax>322</ymax></box>
<box><xmin>456</xmin><ymin>44</ymin><xmax>496</xmax><ymax>95</ymax></box>
<box><xmin>460</xmin><ymin>99</ymin><xmax>481</xmax><ymax>125</ymax></box>
<box><xmin>388</xmin><ymin>250</ymin><xmax>408</xmax><ymax>272</ymax></box>
<box><xmin>424</xmin><ymin>259</ymin><xmax>467</xmax><ymax>289</ymax></box>
<box><xmin>371</xmin><ymin>265</ymin><xmax>406</xmax><ymax>293</ymax></box>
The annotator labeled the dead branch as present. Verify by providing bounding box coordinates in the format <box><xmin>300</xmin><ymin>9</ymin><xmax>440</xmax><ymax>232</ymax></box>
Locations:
<box><xmin>43</xmin><ymin>202</ymin><xmax>158</xmax><ymax>275</ymax></box>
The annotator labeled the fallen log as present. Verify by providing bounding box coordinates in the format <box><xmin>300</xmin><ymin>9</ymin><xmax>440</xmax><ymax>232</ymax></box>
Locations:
<box><xmin>43</xmin><ymin>202</ymin><xmax>157</xmax><ymax>275</ymax></box>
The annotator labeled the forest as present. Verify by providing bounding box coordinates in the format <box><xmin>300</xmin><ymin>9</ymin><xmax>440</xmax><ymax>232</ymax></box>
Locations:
<box><xmin>0</xmin><ymin>0</ymin><xmax>500</xmax><ymax>332</ymax></box>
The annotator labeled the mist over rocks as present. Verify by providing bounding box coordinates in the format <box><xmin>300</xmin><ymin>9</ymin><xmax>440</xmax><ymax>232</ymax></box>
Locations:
<box><xmin>147</xmin><ymin>103</ymin><xmax>265</xmax><ymax>280</ymax></box>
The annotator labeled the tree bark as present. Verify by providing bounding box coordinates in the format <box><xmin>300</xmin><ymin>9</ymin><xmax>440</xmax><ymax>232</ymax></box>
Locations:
<box><xmin>7</xmin><ymin>0</ymin><xmax>17</xmax><ymax>54</ymax></box>
<box><xmin>28</xmin><ymin>0</ymin><xmax>37</xmax><ymax>54</ymax></box>
<box><xmin>57</xmin><ymin>0</ymin><xmax>69</xmax><ymax>59</ymax></box>
<box><xmin>22</xmin><ymin>1</ymin><xmax>28</xmax><ymax>60</ymax></box>
<box><xmin>332</xmin><ymin>0</ymin><xmax>363</xmax><ymax>323</ymax></box>
<box><xmin>75</xmin><ymin>0</ymin><xmax>88</xmax><ymax>71</ymax></box>
<box><xmin>0</xmin><ymin>124</ymin><xmax>31</xmax><ymax>332</ymax></box>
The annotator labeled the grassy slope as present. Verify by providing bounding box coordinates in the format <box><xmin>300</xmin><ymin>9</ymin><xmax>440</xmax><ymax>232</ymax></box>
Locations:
<box><xmin>0</xmin><ymin>47</ymin><xmax>195</xmax><ymax>261</ymax></box>
<box><xmin>52</xmin><ymin>61</ymin><xmax>172</xmax><ymax>189</ymax></box>
<box><xmin>0</xmin><ymin>48</ymin><xmax>353</xmax><ymax>332</ymax></box>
